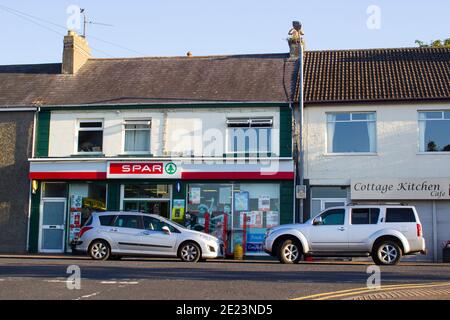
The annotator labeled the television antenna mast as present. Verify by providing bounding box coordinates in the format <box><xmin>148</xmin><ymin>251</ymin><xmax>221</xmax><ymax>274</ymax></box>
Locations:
<box><xmin>80</xmin><ymin>8</ymin><xmax>113</xmax><ymax>37</ymax></box>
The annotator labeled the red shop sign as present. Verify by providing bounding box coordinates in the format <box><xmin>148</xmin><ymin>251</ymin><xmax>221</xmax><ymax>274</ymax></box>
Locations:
<box><xmin>109</xmin><ymin>162</ymin><xmax>164</xmax><ymax>175</ymax></box>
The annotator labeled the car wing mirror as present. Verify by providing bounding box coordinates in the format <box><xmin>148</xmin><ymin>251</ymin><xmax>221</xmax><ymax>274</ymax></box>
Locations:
<box><xmin>162</xmin><ymin>226</ymin><xmax>171</xmax><ymax>235</ymax></box>
<box><xmin>313</xmin><ymin>216</ymin><xmax>323</xmax><ymax>226</ymax></box>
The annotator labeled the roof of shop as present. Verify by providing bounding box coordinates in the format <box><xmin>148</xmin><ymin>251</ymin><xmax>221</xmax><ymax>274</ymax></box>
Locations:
<box><xmin>0</xmin><ymin>54</ymin><xmax>297</xmax><ymax>108</ymax></box>
<box><xmin>0</xmin><ymin>47</ymin><xmax>449</xmax><ymax>108</ymax></box>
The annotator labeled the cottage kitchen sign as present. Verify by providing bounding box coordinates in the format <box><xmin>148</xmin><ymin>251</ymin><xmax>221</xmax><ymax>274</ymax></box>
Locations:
<box><xmin>351</xmin><ymin>178</ymin><xmax>450</xmax><ymax>200</ymax></box>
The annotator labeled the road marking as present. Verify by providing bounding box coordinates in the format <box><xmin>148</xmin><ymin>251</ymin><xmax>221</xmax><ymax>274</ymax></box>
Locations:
<box><xmin>74</xmin><ymin>292</ymin><xmax>100</xmax><ymax>300</ymax></box>
<box><xmin>100</xmin><ymin>281</ymin><xmax>139</xmax><ymax>285</ymax></box>
<box><xmin>291</xmin><ymin>282</ymin><xmax>450</xmax><ymax>300</ymax></box>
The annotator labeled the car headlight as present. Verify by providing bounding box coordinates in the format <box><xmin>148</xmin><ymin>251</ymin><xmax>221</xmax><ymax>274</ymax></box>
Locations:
<box><xmin>200</xmin><ymin>234</ymin><xmax>218</xmax><ymax>243</ymax></box>
<box><xmin>265</xmin><ymin>228</ymin><xmax>273</xmax><ymax>239</ymax></box>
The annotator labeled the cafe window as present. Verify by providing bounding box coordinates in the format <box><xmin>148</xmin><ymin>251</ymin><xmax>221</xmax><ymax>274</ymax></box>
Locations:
<box><xmin>419</xmin><ymin>111</ymin><xmax>450</xmax><ymax>152</ymax></box>
<box><xmin>186</xmin><ymin>183</ymin><xmax>280</xmax><ymax>256</ymax></box>
<box><xmin>227</xmin><ymin>118</ymin><xmax>273</xmax><ymax>154</ymax></box>
<box><xmin>77</xmin><ymin>120</ymin><xmax>103</xmax><ymax>153</ymax></box>
<box><xmin>124</xmin><ymin>120</ymin><xmax>151</xmax><ymax>153</ymax></box>
<box><xmin>327</xmin><ymin>112</ymin><xmax>376</xmax><ymax>153</ymax></box>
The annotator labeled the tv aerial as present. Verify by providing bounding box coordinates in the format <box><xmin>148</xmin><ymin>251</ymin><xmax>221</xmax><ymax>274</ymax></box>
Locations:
<box><xmin>80</xmin><ymin>8</ymin><xmax>113</xmax><ymax>37</ymax></box>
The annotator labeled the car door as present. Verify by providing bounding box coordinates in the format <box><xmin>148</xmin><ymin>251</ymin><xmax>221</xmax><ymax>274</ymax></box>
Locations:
<box><xmin>106</xmin><ymin>215</ymin><xmax>144</xmax><ymax>253</ymax></box>
<box><xmin>140</xmin><ymin>216</ymin><xmax>179</xmax><ymax>255</ymax></box>
<box><xmin>348</xmin><ymin>207</ymin><xmax>382</xmax><ymax>251</ymax></box>
<box><xmin>308</xmin><ymin>208</ymin><xmax>349</xmax><ymax>252</ymax></box>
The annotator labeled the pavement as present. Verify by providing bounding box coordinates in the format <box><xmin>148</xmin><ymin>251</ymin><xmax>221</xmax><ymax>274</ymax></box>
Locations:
<box><xmin>0</xmin><ymin>255</ymin><xmax>449</xmax><ymax>300</ymax></box>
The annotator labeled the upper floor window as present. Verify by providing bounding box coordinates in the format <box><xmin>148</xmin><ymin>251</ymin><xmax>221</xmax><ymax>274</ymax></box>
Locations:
<box><xmin>124</xmin><ymin>120</ymin><xmax>151</xmax><ymax>153</ymax></box>
<box><xmin>419</xmin><ymin>111</ymin><xmax>450</xmax><ymax>152</ymax></box>
<box><xmin>77</xmin><ymin>120</ymin><xmax>103</xmax><ymax>153</ymax></box>
<box><xmin>227</xmin><ymin>117</ymin><xmax>273</xmax><ymax>154</ymax></box>
<box><xmin>327</xmin><ymin>112</ymin><xmax>376</xmax><ymax>153</ymax></box>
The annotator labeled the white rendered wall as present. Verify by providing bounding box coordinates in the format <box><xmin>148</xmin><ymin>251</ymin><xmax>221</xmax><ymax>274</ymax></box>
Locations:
<box><xmin>304</xmin><ymin>102</ymin><xmax>450</xmax><ymax>185</ymax></box>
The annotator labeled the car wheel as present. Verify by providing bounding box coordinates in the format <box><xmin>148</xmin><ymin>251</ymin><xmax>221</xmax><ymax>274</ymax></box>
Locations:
<box><xmin>89</xmin><ymin>240</ymin><xmax>111</xmax><ymax>261</ymax></box>
<box><xmin>278</xmin><ymin>239</ymin><xmax>302</xmax><ymax>264</ymax></box>
<box><xmin>372</xmin><ymin>241</ymin><xmax>402</xmax><ymax>266</ymax></box>
<box><xmin>179</xmin><ymin>242</ymin><xmax>201</xmax><ymax>263</ymax></box>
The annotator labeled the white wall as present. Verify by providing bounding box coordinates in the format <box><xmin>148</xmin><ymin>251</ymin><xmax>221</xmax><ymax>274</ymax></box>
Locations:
<box><xmin>48</xmin><ymin>107</ymin><xmax>280</xmax><ymax>157</ymax></box>
<box><xmin>304</xmin><ymin>102</ymin><xmax>450</xmax><ymax>185</ymax></box>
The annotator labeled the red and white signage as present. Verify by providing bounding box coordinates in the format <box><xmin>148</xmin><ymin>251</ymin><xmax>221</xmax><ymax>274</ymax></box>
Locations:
<box><xmin>107</xmin><ymin>162</ymin><xmax>181</xmax><ymax>179</ymax></box>
<box><xmin>29</xmin><ymin>160</ymin><xmax>294</xmax><ymax>180</ymax></box>
<box><xmin>109</xmin><ymin>162</ymin><xmax>164</xmax><ymax>175</ymax></box>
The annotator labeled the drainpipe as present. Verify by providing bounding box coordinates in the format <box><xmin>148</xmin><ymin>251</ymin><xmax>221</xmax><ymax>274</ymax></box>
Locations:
<box><xmin>294</xmin><ymin>42</ymin><xmax>305</xmax><ymax>223</ymax></box>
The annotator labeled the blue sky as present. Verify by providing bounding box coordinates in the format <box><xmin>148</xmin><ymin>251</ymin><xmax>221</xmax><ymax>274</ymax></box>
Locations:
<box><xmin>0</xmin><ymin>0</ymin><xmax>449</xmax><ymax>64</ymax></box>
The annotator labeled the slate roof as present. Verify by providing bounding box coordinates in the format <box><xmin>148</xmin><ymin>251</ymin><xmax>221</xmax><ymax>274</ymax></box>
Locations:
<box><xmin>0</xmin><ymin>54</ymin><xmax>297</xmax><ymax>107</ymax></box>
<box><xmin>0</xmin><ymin>47</ymin><xmax>449</xmax><ymax>108</ymax></box>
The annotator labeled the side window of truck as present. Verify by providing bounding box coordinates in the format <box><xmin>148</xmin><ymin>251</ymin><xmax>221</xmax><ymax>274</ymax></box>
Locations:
<box><xmin>385</xmin><ymin>208</ymin><xmax>416</xmax><ymax>223</ymax></box>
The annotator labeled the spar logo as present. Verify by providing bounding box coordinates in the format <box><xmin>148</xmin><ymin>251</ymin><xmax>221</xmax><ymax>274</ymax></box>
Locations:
<box><xmin>165</xmin><ymin>162</ymin><xmax>177</xmax><ymax>175</ymax></box>
<box><xmin>109</xmin><ymin>163</ymin><xmax>163</xmax><ymax>175</ymax></box>
<box><xmin>109</xmin><ymin>162</ymin><xmax>178</xmax><ymax>175</ymax></box>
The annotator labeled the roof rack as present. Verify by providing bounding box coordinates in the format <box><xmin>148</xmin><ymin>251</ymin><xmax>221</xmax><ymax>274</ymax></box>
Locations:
<box><xmin>346</xmin><ymin>201</ymin><xmax>409</xmax><ymax>206</ymax></box>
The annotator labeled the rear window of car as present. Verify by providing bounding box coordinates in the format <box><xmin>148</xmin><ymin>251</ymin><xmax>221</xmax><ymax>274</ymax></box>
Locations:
<box><xmin>385</xmin><ymin>208</ymin><xmax>416</xmax><ymax>223</ymax></box>
<box><xmin>99</xmin><ymin>215</ymin><xmax>117</xmax><ymax>226</ymax></box>
<box><xmin>351</xmin><ymin>208</ymin><xmax>380</xmax><ymax>225</ymax></box>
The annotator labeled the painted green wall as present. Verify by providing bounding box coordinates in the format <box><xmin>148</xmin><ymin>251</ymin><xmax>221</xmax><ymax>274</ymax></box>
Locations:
<box><xmin>28</xmin><ymin>182</ymin><xmax>41</xmax><ymax>253</ymax></box>
<box><xmin>280</xmin><ymin>180</ymin><xmax>294</xmax><ymax>224</ymax></box>
<box><xmin>35</xmin><ymin>111</ymin><xmax>50</xmax><ymax>158</ymax></box>
<box><xmin>279</xmin><ymin>107</ymin><xmax>292</xmax><ymax>157</ymax></box>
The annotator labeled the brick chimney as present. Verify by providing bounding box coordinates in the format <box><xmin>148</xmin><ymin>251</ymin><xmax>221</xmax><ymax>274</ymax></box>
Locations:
<box><xmin>62</xmin><ymin>30</ymin><xmax>92</xmax><ymax>74</ymax></box>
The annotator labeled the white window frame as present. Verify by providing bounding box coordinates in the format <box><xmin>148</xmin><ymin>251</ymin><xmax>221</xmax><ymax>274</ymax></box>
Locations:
<box><xmin>122</xmin><ymin>119</ymin><xmax>152</xmax><ymax>155</ymax></box>
<box><xmin>418</xmin><ymin>110</ymin><xmax>450</xmax><ymax>153</ymax></box>
<box><xmin>326</xmin><ymin>112</ymin><xmax>377</xmax><ymax>155</ymax></box>
<box><xmin>225</xmin><ymin>117</ymin><xmax>274</xmax><ymax>155</ymax></box>
<box><xmin>75</xmin><ymin>119</ymin><xmax>104</xmax><ymax>155</ymax></box>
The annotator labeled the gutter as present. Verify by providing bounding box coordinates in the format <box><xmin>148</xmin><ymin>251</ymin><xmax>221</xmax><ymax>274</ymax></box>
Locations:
<box><xmin>0</xmin><ymin>107</ymin><xmax>38</xmax><ymax>112</ymax></box>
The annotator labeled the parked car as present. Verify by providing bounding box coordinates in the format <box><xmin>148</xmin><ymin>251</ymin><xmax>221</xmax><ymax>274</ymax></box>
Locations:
<box><xmin>263</xmin><ymin>204</ymin><xmax>427</xmax><ymax>265</ymax></box>
<box><xmin>71</xmin><ymin>212</ymin><xmax>223</xmax><ymax>262</ymax></box>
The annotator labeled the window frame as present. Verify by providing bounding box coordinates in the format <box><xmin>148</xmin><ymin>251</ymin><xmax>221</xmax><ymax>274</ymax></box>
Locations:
<box><xmin>75</xmin><ymin>119</ymin><xmax>104</xmax><ymax>154</ymax></box>
<box><xmin>418</xmin><ymin>110</ymin><xmax>450</xmax><ymax>153</ymax></box>
<box><xmin>122</xmin><ymin>119</ymin><xmax>152</xmax><ymax>155</ymax></box>
<box><xmin>326</xmin><ymin>111</ymin><xmax>377</xmax><ymax>155</ymax></box>
<box><xmin>225</xmin><ymin>117</ymin><xmax>274</xmax><ymax>155</ymax></box>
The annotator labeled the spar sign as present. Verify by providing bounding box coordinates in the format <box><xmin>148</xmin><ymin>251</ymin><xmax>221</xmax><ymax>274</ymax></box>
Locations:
<box><xmin>107</xmin><ymin>162</ymin><xmax>180</xmax><ymax>179</ymax></box>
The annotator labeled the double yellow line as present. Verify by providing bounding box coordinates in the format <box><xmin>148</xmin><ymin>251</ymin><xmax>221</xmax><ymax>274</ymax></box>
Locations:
<box><xmin>291</xmin><ymin>282</ymin><xmax>450</xmax><ymax>300</ymax></box>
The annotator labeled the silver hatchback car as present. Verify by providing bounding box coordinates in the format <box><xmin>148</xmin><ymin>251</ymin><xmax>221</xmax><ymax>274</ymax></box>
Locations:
<box><xmin>72</xmin><ymin>212</ymin><xmax>223</xmax><ymax>262</ymax></box>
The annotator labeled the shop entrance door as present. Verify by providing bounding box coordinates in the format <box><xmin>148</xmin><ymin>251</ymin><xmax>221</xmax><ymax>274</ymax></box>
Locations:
<box><xmin>123</xmin><ymin>201</ymin><xmax>171</xmax><ymax>219</ymax></box>
<box><xmin>39</xmin><ymin>199</ymin><xmax>67</xmax><ymax>253</ymax></box>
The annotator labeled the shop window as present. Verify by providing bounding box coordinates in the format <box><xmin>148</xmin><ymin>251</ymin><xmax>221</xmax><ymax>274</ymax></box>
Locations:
<box><xmin>122</xmin><ymin>184</ymin><xmax>171</xmax><ymax>218</ymax></box>
<box><xmin>186</xmin><ymin>183</ymin><xmax>280</xmax><ymax>256</ymax></box>
<box><xmin>124</xmin><ymin>120</ymin><xmax>151</xmax><ymax>153</ymax></box>
<box><xmin>327</xmin><ymin>112</ymin><xmax>376</xmax><ymax>153</ymax></box>
<box><xmin>419</xmin><ymin>111</ymin><xmax>450</xmax><ymax>152</ymax></box>
<box><xmin>68</xmin><ymin>183</ymin><xmax>107</xmax><ymax>244</ymax></box>
<box><xmin>42</xmin><ymin>182</ymin><xmax>67</xmax><ymax>198</ymax></box>
<box><xmin>77</xmin><ymin>120</ymin><xmax>103</xmax><ymax>153</ymax></box>
<box><xmin>227</xmin><ymin>117</ymin><xmax>273</xmax><ymax>154</ymax></box>
<box><xmin>124</xmin><ymin>184</ymin><xmax>170</xmax><ymax>199</ymax></box>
